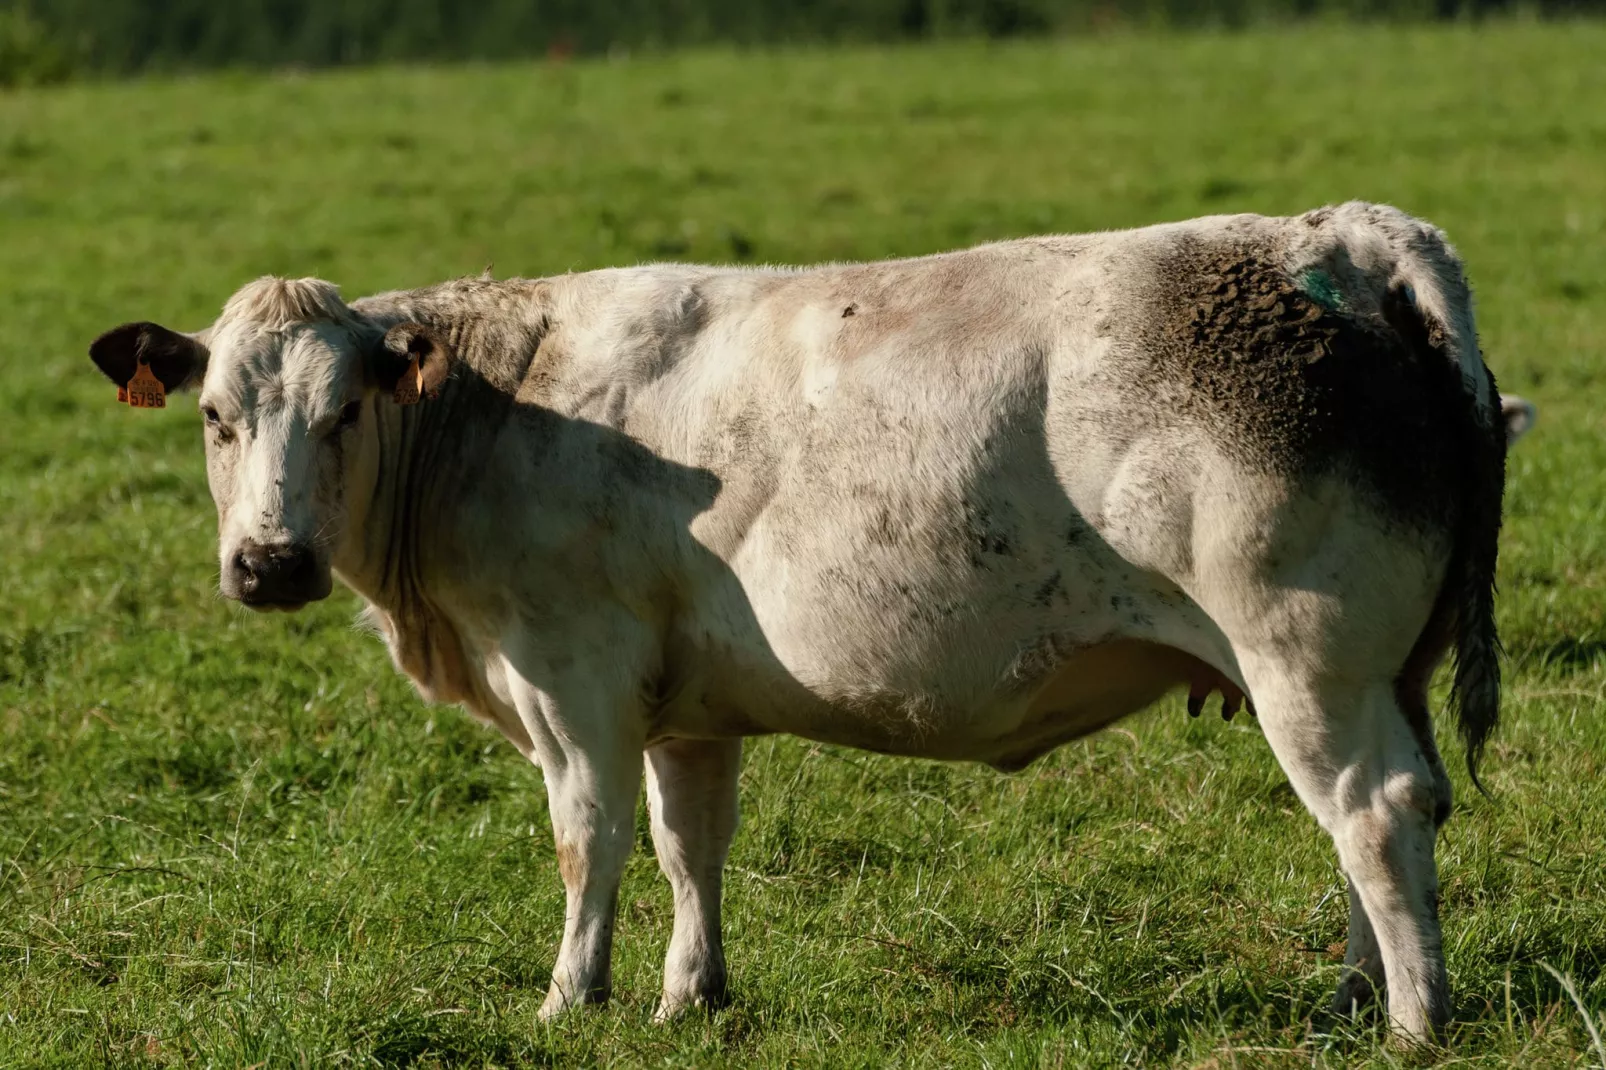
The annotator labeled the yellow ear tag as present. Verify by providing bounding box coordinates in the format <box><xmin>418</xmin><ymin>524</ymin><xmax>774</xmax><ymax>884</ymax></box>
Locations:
<box><xmin>393</xmin><ymin>355</ymin><xmax>423</xmax><ymax>406</ymax></box>
<box><xmin>124</xmin><ymin>360</ymin><xmax>166</xmax><ymax>408</ymax></box>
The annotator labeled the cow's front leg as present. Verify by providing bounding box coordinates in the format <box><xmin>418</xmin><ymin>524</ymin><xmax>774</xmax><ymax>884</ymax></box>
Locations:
<box><xmin>645</xmin><ymin>738</ymin><xmax>741</xmax><ymax>1020</ymax></box>
<box><xmin>506</xmin><ymin>664</ymin><xmax>647</xmax><ymax>1019</ymax></box>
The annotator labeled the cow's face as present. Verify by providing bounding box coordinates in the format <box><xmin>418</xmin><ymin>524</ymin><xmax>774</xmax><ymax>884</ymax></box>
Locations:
<box><xmin>89</xmin><ymin>277</ymin><xmax>450</xmax><ymax>610</ymax></box>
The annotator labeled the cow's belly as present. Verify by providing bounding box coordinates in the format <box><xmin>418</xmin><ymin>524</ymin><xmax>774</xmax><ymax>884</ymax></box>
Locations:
<box><xmin>654</xmin><ymin>629</ymin><xmax>1213</xmax><ymax>766</ymax></box>
<box><xmin>654</xmin><ymin>536</ymin><xmax>1232</xmax><ymax>765</ymax></box>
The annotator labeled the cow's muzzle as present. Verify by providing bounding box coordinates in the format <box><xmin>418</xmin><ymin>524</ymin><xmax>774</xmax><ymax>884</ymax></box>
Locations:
<box><xmin>229</xmin><ymin>539</ymin><xmax>330</xmax><ymax>609</ymax></box>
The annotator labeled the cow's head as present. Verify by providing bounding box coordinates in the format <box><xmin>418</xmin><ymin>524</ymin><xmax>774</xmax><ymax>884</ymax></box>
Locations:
<box><xmin>89</xmin><ymin>277</ymin><xmax>452</xmax><ymax>610</ymax></box>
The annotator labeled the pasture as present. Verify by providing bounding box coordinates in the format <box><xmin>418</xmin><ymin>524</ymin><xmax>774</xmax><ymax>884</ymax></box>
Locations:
<box><xmin>3</xmin><ymin>21</ymin><xmax>1605</xmax><ymax>1067</ymax></box>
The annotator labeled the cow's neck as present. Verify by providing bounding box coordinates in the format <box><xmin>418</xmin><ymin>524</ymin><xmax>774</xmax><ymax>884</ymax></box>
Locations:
<box><xmin>344</xmin><ymin>389</ymin><xmax>454</xmax><ymax>612</ymax></box>
<box><xmin>335</xmin><ymin>277</ymin><xmax>555</xmax><ymax>707</ymax></box>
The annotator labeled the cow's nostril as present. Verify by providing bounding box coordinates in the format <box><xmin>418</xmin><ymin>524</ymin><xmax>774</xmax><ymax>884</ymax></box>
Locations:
<box><xmin>233</xmin><ymin>550</ymin><xmax>260</xmax><ymax>591</ymax></box>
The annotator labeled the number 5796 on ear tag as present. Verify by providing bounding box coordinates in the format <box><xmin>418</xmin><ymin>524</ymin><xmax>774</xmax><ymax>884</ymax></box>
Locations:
<box><xmin>124</xmin><ymin>361</ymin><xmax>166</xmax><ymax>408</ymax></box>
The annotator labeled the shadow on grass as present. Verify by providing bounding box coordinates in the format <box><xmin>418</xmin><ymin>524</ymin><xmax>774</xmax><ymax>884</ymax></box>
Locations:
<box><xmin>368</xmin><ymin>1012</ymin><xmax>533</xmax><ymax>1068</ymax></box>
<box><xmin>1510</xmin><ymin>634</ymin><xmax>1606</xmax><ymax>674</ymax></box>
<box><xmin>819</xmin><ymin>944</ymin><xmax>1606</xmax><ymax>1063</ymax></box>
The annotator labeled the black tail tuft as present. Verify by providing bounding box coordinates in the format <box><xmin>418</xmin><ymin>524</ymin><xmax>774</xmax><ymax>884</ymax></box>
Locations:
<box><xmin>1449</xmin><ymin>365</ymin><xmax>1507</xmax><ymax>795</ymax></box>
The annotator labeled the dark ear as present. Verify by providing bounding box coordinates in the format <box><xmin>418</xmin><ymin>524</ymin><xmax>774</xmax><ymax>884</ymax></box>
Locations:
<box><xmin>372</xmin><ymin>322</ymin><xmax>453</xmax><ymax>405</ymax></box>
<box><xmin>1500</xmin><ymin>394</ymin><xmax>1536</xmax><ymax>444</ymax></box>
<box><xmin>89</xmin><ymin>322</ymin><xmax>209</xmax><ymax>392</ymax></box>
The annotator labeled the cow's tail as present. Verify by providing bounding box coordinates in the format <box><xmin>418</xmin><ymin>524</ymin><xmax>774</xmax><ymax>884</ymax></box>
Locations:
<box><xmin>1446</xmin><ymin>362</ymin><xmax>1507</xmax><ymax>796</ymax></box>
<box><xmin>1375</xmin><ymin>207</ymin><xmax>1508</xmax><ymax>793</ymax></box>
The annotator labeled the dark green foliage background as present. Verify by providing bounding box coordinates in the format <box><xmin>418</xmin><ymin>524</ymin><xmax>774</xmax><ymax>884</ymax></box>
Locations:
<box><xmin>1</xmin><ymin>0</ymin><xmax>1604</xmax><ymax>81</ymax></box>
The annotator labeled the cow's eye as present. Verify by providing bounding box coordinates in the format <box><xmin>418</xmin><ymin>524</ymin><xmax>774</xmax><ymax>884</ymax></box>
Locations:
<box><xmin>202</xmin><ymin>405</ymin><xmax>233</xmax><ymax>441</ymax></box>
<box><xmin>334</xmin><ymin>400</ymin><xmax>363</xmax><ymax>432</ymax></box>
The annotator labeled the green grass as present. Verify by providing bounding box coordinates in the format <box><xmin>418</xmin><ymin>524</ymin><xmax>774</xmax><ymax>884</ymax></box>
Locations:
<box><xmin>3</xmin><ymin>21</ymin><xmax>1606</xmax><ymax>1068</ymax></box>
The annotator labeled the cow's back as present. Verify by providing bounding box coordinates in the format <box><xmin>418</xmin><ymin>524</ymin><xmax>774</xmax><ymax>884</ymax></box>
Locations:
<box><xmin>541</xmin><ymin>207</ymin><xmax>1476</xmax><ymax>545</ymax></box>
<box><xmin>440</xmin><ymin>205</ymin><xmax>1489</xmax><ymax>760</ymax></box>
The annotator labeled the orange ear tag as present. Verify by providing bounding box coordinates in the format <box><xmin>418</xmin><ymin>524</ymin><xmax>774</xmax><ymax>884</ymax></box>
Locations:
<box><xmin>124</xmin><ymin>360</ymin><xmax>166</xmax><ymax>409</ymax></box>
<box><xmin>393</xmin><ymin>356</ymin><xmax>423</xmax><ymax>406</ymax></box>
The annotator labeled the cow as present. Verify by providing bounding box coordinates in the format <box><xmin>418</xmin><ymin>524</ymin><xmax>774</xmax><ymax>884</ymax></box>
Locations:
<box><xmin>90</xmin><ymin>202</ymin><xmax>1511</xmax><ymax>1043</ymax></box>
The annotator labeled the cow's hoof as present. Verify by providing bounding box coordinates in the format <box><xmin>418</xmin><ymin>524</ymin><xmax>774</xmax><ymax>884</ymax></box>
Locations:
<box><xmin>1329</xmin><ymin>969</ymin><xmax>1378</xmax><ymax>1018</ymax></box>
<box><xmin>537</xmin><ymin>995</ymin><xmax>575</xmax><ymax>1021</ymax></box>
<box><xmin>1385</xmin><ymin>1020</ymin><xmax>1448</xmax><ymax>1060</ymax></box>
<box><xmin>538</xmin><ymin>984</ymin><xmax>609</xmax><ymax>1021</ymax></box>
<box><xmin>1385</xmin><ymin>989</ymin><xmax>1451</xmax><ymax>1053</ymax></box>
<box><xmin>653</xmin><ymin>984</ymin><xmax>728</xmax><ymax>1023</ymax></box>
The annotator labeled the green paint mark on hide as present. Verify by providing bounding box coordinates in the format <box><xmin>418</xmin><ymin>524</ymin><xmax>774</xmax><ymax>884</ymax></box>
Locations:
<box><xmin>1298</xmin><ymin>268</ymin><xmax>1344</xmax><ymax>310</ymax></box>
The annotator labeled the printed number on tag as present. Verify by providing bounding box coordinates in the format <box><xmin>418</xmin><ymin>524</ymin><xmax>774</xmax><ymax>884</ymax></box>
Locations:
<box><xmin>394</xmin><ymin>356</ymin><xmax>423</xmax><ymax>405</ymax></box>
<box><xmin>125</xmin><ymin>362</ymin><xmax>167</xmax><ymax>408</ymax></box>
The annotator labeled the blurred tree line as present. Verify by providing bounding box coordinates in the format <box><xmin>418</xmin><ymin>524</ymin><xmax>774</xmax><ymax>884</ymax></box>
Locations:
<box><xmin>2</xmin><ymin>0</ymin><xmax>1601</xmax><ymax>85</ymax></box>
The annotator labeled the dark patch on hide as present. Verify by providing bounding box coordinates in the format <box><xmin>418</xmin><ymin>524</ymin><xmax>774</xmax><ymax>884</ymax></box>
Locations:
<box><xmin>868</xmin><ymin>506</ymin><xmax>905</xmax><ymax>548</ymax></box>
<box><xmin>963</xmin><ymin>500</ymin><xmax>1016</xmax><ymax>567</ymax></box>
<box><xmin>1031</xmin><ymin>570</ymin><xmax>1062</xmax><ymax>608</ymax></box>
<box><xmin>1135</xmin><ymin>236</ymin><xmax>1466</xmax><ymax>534</ymax></box>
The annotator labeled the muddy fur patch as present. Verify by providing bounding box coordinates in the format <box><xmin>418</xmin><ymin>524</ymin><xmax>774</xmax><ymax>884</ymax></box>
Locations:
<box><xmin>1133</xmin><ymin>235</ymin><xmax>1468</xmax><ymax>534</ymax></box>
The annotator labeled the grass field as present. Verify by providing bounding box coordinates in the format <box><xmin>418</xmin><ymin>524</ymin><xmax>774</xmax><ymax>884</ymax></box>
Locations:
<box><xmin>3</xmin><ymin>21</ymin><xmax>1606</xmax><ymax>1067</ymax></box>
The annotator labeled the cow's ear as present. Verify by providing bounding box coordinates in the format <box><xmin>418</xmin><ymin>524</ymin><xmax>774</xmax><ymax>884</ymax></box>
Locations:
<box><xmin>1500</xmin><ymin>394</ymin><xmax>1536</xmax><ymax>444</ymax></box>
<box><xmin>89</xmin><ymin>322</ymin><xmax>209</xmax><ymax>393</ymax></box>
<box><xmin>372</xmin><ymin>322</ymin><xmax>453</xmax><ymax>405</ymax></box>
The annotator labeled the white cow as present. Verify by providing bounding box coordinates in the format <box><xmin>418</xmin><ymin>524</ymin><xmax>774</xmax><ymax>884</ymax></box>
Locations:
<box><xmin>90</xmin><ymin>202</ymin><xmax>1512</xmax><ymax>1042</ymax></box>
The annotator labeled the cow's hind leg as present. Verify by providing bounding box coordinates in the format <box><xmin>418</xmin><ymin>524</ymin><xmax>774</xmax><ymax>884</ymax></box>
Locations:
<box><xmin>1332</xmin><ymin>876</ymin><xmax>1385</xmax><ymax>1016</ymax></box>
<box><xmin>1244</xmin><ymin>663</ymin><xmax>1451</xmax><ymax>1043</ymax></box>
<box><xmin>645</xmin><ymin>738</ymin><xmax>741</xmax><ymax>1020</ymax></box>
<box><xmin>1331</xmin><ymin>680</ymin><xmax>1454</xmax><ymax>1022</ymax></box>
